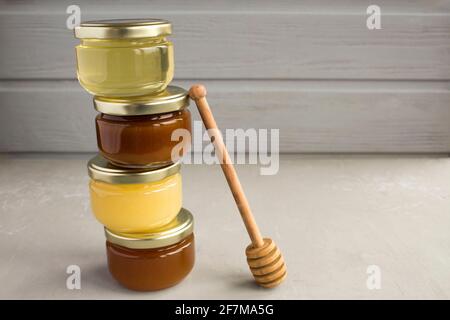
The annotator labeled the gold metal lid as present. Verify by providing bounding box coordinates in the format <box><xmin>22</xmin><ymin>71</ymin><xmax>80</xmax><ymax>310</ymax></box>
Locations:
<box><xmin>105</xmin><ymin>208</ymin><xmax>194</xmax><ymax>249</ymax></box>
<box><xmin>87</xmin><ymin>155</ymin><xmax>180</xmax><ymax>184</ymax></box>
<box><xmin>93</xmin><ymin>86</ymin><xmax>190</xmax><ymax>116</ymax></box>
<box><xmin>74</xmin><ymin>18</ymin><xmax>171</xmax><ymax>39</ymax></box>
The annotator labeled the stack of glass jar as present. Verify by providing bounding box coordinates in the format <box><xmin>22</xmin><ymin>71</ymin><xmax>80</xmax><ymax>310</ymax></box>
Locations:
<box><xmin>74</xmin><ymin>19</ymin><xmax>194</xmax><ymax>291</ymax></box>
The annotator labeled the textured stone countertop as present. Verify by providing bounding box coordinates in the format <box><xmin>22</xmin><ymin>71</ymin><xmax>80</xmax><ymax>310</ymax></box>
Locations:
<box><xmin>0</xmin><ymin>153</ymin><xmax>449</xmax><ymax>299</ymax></box>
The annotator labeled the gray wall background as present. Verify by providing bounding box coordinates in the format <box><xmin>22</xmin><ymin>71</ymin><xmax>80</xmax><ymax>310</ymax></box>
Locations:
<box><xmin>1</xmin><ymin>0</ymin><xmax>450</xmax><ymax>153</ymax></box>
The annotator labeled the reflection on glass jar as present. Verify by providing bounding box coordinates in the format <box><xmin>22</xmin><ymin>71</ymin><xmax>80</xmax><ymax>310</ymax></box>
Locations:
<box><xmin>94</xmin><ymin>86</ymin><xmax>192</xmax><ymax>169</ymax></box>
<box><xmin>105</xmin><ymin>208</ymin><xmax>195</xmax><ymax>291</ymax></box>
<box><xmin>74</xmin><ymin>19</ymin><xmax>174</xmax><ymax>97</ymax></box>
<box><xmin>88</xmin><ymin>155</ymin><xmax>182</xmax><ymax>234</ymax></box>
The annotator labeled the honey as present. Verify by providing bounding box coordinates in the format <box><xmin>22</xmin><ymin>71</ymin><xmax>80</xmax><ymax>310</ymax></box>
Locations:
<box><xmin>94</xmin><ymin>86</ymin><xmax>192</xmax><ymax>168</ymax></box>
<box><xmin>88</xmin><ymin>155</ymin><xmax>182</xmax><ymax>234</ymax></box>
<box><xmin>75</xmin><ymin>19</ymin><xmax>174</xmax><ymax>97</ymax></box>
<box><xmin>105</xmin><ymin>208</ymin><xmax>195</xmax><ymax>291</ymax></box>
<box><xmin>77</xmin><ymin>19</ymin><xmax>197</xmax><ymax>292</ymax></box>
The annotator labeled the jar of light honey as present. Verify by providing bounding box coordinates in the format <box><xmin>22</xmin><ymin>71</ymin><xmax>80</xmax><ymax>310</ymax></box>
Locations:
<box><xmin>88</xmin><ymin>155</ymin><xmax>182</xmax><ymax>234</ymax></box>
<box><xmin>94</xmin><ymin>86</ymin><xmax>192</xmax><ymax>169</ymax></box>
<box><xmin>74</xmin><ymin>19</ymin><xmax>174</xmax><ymax>97</ymax></box>
<box><xmin>105</xmin><ymin>208</ymin><xmax>195</xmax><ymax>291</ymax></box>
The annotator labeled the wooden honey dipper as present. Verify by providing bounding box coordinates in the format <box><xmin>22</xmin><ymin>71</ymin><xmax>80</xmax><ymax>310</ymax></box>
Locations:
<box><xmin>189</xmin><ymin>84</ymin><xmax>287</xmax><ymax>288</ymax></box>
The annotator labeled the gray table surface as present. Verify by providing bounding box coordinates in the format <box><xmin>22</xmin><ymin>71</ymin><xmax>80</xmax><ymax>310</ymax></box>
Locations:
<box><xmin>0</xmin><ymin>153</ymin><xmax>449</xmax><ymax>299</ymax></box>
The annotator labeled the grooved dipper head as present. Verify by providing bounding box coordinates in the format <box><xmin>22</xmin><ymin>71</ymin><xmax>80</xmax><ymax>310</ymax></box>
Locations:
<box><xmin>246</xmin><ymin>238</ymin><xmax>287</xmax><ymax>288</ymax></box>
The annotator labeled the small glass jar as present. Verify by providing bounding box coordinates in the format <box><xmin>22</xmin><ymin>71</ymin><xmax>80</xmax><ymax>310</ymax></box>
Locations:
<box><xmin>105</xmin><ymin>208</ymin><xmax>195</xmax><ymax>291</ymax></box>
<box><xmin>88</xmin><ymin>155</ymin><xmax>182</xmax><ymax>234</ymax></box>
<box><xmin>74</xmin><ymin>19</ymin><xmax>174</xmax><ymax>97</ymax></box>
<box><xmin>94</xmin><ymin>86</ymin><xmax>192</xmax><ymax>169</ymax></box>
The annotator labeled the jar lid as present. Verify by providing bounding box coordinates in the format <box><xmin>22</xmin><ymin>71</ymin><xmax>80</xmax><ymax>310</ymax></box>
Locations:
<box><xmin>105</xmin><ymin>208</ymin><xmax>194</xmax><ymax>249</ymax></box>
<box><xmin>93</xmin><ymin>86</ymin><xmax>190</xmax><ymax>116</ymax></box>
<box><xmin>74</xmin><ymin>18</ymin><xmax>171</xmax><ymax>39</ymax></box>
<box><xmin>87</xmin><ymin>155</ymin><xmax>180</xmax><ymax>184</ymax></box>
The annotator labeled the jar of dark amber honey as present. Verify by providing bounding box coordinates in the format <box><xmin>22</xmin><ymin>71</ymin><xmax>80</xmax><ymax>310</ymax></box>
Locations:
<box><xmin>94</xmin><ymin>86</ymin><xmax>192</xmax><ymax>169</ymax></box>
<box><xmin>105</xmin><ymin>208</ymin><xmax>195</xmax><ymax>291</ymax></box>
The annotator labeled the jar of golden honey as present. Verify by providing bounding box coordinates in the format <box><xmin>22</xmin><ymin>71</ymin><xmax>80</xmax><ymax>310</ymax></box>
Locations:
<box><xmin>105</xmin><ymin>208</ymin><xmax>195</xmax><ymax>291</ymax></box>
<box><xmin>94</xmin><ymin>86</ymin><xmax>192</xmax><ymax>169</ymax></box>
<box><xmin>74</xmin><ymin>19</ymin><xmax>174</xmax><ymax>97</ymax></box>
<box><xmin>88</xmin><ymin>155</ymin><xmax>182</xmax><ymax>234</ymax></box>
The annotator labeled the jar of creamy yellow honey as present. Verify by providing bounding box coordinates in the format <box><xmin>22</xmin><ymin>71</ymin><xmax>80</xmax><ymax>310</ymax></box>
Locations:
<box><xmin>74</xmin><ymin>19</ymin><xmax>174</xmax><ymax>97</ymax></box>
<box><xmin>87</xmin><ymin>155</ymin><xmax>182</xmax><ymax>234</ymax></box>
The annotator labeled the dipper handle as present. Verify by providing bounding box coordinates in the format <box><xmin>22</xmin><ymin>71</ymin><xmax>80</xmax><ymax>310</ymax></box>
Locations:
<box><xmin>189</xmin><ymin>84</ymin><xmax>287</xmax><ymax>288</ymax></box>
<box><xmin>189</xmin><ymin>84</ymin><xmax>264</xmax><ymax>247</ymax></box>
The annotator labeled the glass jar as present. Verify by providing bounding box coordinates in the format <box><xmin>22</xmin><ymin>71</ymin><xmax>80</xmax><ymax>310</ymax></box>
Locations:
<box><xmin>88</xmin><ymin>155</ymin><xmax>182</xmax><ymax>234</ymax></box>
<box><xmin>74</xmin><ymin>19</ymin><xmax>174</xmax><ymax>97</ymax></box>
<box><xmin>105</xmin><ymin>208</ymin><xmax>195</xmax><ymax>291</ymax></box>
<box><xmin>94</xmin><ymin>86</ymin><xmax>192</xmax><ymax>169</ymax></box>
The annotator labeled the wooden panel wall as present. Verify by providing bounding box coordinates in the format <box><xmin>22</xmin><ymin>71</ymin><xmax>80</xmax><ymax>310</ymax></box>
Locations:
<box><xmin>0</xmin><ymin>0</ymin><xmax>449</xmax><ymax>152</ymax></box>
